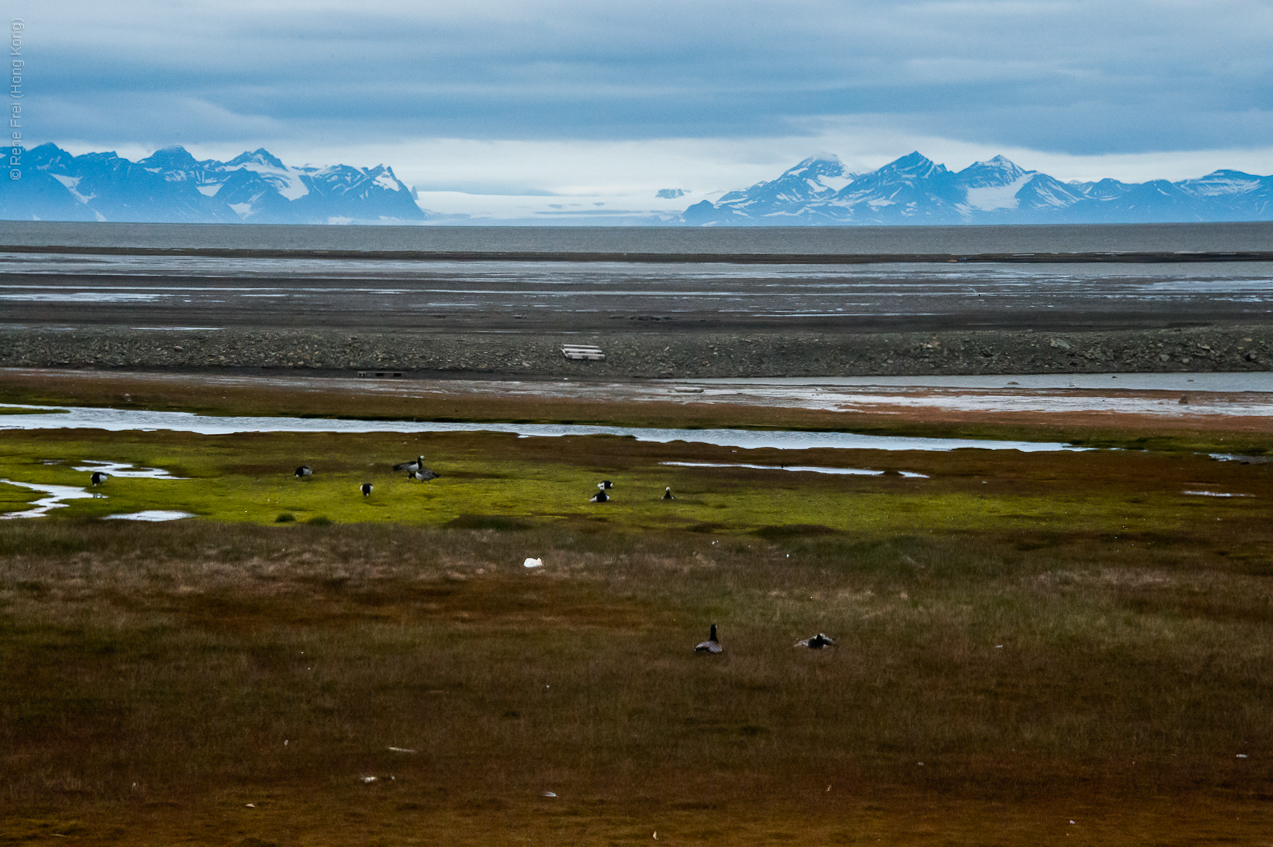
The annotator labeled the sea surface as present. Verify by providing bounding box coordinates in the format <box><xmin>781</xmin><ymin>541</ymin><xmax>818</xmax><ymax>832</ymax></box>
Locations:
<box><xmin>2</xmin><ymin>221</ymin><xmax>1272</xmax><ymax>333</ymax></box>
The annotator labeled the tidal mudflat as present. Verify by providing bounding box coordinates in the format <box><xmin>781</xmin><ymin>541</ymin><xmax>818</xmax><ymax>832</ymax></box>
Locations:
<box><xmin>1</xmin><ymin>368</ymin><xmax>1271</xmax><ymax>845</ymax></box>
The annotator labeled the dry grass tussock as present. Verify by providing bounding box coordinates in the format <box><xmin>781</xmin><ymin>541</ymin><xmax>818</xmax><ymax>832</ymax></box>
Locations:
<box><xmin>3</xmin><ymin>519</ymin><xmax>1271</xmax><ymax>839</ymax></box>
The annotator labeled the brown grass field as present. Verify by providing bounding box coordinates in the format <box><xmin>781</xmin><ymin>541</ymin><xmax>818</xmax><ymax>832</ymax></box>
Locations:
<box><xmin>2</xmin><ymin>369</ymin><xmax>1272</xmax><ymax>845</ymax></box>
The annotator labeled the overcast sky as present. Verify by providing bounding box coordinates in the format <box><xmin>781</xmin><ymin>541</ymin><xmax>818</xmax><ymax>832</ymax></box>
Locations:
<box><xmin>15</xmin><ymin>0</ymin><xmax>1273</xmax><ymax>216</ymax></box>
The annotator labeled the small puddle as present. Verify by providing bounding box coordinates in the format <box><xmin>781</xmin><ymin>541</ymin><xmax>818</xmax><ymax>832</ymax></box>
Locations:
<box><xmin>1209</xmin><ymin>453</ymin><xmax>1273</xmax><ymax>465</ymax></box>
<box><xmin>103</xmin><ymin>510</ymin><xmax>195</xmax><ymax>521</ymax></box>
<box><xmin>1182</xmin><ymin>490</ymin><xmax>1252</xmax><ymax>498</ymax></box>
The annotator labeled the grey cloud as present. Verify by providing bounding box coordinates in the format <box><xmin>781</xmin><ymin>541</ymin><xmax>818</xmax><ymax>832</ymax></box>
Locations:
<box><xmin>21</xmin><ymin>0</ymin><xmax>1273</xmax><ymax>155</ymax></box>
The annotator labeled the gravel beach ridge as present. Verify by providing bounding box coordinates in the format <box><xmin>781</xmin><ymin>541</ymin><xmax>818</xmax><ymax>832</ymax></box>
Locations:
<box><xmin>2</xmin><ymin>325</ymin><xmax>1269</xmax><ymax>379</ymax></box>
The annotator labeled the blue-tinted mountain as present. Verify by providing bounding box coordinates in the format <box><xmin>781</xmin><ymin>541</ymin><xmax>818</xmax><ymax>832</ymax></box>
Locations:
<box><xmin>0</xmin><ymin>144</ymin><xmax>431</xmax><ymax>224</ymax></box>
<box><xmin>820</xmin><ymin>152</ymin><xmax>964</xmax><ymax>224</ymax></box>
<box><xmin>681</xmin><ymin>152</ymin><xmax>1273</xmax><ymax>225</ymax></box>
<box><xmin>684</xmin><ymin>154</ymin><xmax>857</xmax><ymax>225</ymax></box>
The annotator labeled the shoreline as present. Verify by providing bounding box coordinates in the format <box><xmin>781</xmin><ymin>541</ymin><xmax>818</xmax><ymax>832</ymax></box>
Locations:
<box><xmin>5</xmin><ymin>243</ymin><xmax>1273</xmax><ymax>263</ymax></box>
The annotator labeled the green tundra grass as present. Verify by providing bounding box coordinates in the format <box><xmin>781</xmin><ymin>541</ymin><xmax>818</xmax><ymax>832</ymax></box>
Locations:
<box><xmin>1</xmin><ymin>374</ymin><xmax>1271</xmax><ymax>845</ymax></box>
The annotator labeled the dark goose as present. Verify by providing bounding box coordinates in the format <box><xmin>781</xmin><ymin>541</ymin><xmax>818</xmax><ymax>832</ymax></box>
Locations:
<box><xmin>694</xmin><ymin>624</ymin><xmax>722</xmax><ymax>654</ymax></box>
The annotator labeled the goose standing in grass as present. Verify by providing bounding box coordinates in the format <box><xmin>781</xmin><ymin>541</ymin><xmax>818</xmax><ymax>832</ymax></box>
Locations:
<box><xmin>598</xmin><ymin>480</ymin><xmax>613</xmax><ymax>490</ymax></box>
<box><xmin>361</xmin><ymin>483</ymin><xmax>373</xmax><ymax>497</ymax></box>
<box><xmin>694</xmin><ymin>624</ymin><xmax>722</xmax><ymax>654</ymax></box>
<box><xmin>394</xmin><ymin>455</ymin><xmax>426</xmax><ymax>473</ymax></box>
<box><xmin>408</xmin><ymin>467</ymin><xmax>439</xmax><ymax>481</ymax></box>
<box><xmin>661</xmin><ymin>487</ymin><xmax>675</xmax><ymax>500</ymax></box>
<box><xmin>795</xmin><ymin>633</ymin><xmax>836</xmax><ymax>649</ymax></box>
<box><xmin>90</xmin><ymin>471</ymin><xmax>109</xmax><ymax>486</ymax></box>
<box><xmin>590</xmin><ymin>488</ymin><xmax>609</xmax><ymax>503</ymax></box>
<box><xmin>294</xmin><ymin>465</ymin><xmax>312</xmax><ymax>479</ymax></box>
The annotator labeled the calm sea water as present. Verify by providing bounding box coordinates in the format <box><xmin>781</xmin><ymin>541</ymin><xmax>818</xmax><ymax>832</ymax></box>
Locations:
<box><xmin>1</xmin><ymin>220</ymin><xmax>1272</xmax><ymax>256</ymax></box>
<box><xmin>2</xmin><ymin>221</ymin><xmax>1272</xmax><ymax>330</ymax></box>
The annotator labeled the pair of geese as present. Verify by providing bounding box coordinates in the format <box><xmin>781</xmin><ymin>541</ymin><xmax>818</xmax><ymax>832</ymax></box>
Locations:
<box><xmin>694</xmin><ymin>624</ymin><xmax>836</xmax><ymax>654</ymax></box>
<box><xmin>293</xmin><ymin>456</ymin><xmax>439</xmax><ymax>497</ymax></box>
<box><xmin>590</xmin><ymin>480</ymin><xmax>677</xmax><ymax>503</ymax></box>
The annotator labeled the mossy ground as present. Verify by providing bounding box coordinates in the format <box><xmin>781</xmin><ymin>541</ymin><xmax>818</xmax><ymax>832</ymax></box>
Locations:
<box><xmin>2</xmin><ymin>374</ymin><xmax>1272</xmax><ymax>844</ymax></box>
<box><xmin>2</xmin><ymin>425</ymin><xmax>1271</xmax><ymax>541</ymax></box>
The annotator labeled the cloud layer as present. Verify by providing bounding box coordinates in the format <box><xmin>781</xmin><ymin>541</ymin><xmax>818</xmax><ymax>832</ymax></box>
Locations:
<box><xmin>15</xmin><ymin>0</ymin><xmax>1273</xmax><ymax>209</ymax></box>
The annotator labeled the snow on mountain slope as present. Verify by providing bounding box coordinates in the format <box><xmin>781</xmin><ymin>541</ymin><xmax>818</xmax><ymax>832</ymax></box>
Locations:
<box><xmin>963</xmin><ymin>173</ymin><xmax>1033</xmax><ymax>211</ymax></box>
<box><xmin>957</xmin><ymin>156</ymin><xmax>1036</xmax><ymax>212</ymax></box>
<box><xmin>821</xmin><ymin>152</ymin><xmax>964</xmax><ymax>223</ymax></box>
<box><xmin>692</xmin><ymin>154</ymin><xmax>857</xmax><ymax>224</ymax></box>
<box><xmin>957</xmin><ymin>155</ymin><xmax>1029</xmax><ymax>188</ymax></box>
<box><xmin>1183</xmin><ymin>170</ymin><xmax>1263</xmax><ymax>197</ymax></box>
<box><xmin>1015</xmin><ymin>174</ymin><xmax>1085</xmax><ymax>209</ymax></box>
<box><xmin>50</xmin><ymin>173</ymin><xmax>93</xmax><ymax>204</ymax></box>
<box><xmin>235</xmin><ymin>160</ymin><xmax>310</xmax><ymax>200</ymax></box>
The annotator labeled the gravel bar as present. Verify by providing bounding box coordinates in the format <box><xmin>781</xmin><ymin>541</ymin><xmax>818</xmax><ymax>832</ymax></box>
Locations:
<box><xmin>2</xmin><ymin>325</ymin><xmax>1269</xmax><ymax>380</ymax></box>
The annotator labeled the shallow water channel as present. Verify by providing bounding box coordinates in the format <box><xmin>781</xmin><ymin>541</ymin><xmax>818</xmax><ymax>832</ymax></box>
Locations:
<box><xmin>0</xmin><ymin>403</ymin><xmax>1084</xmax><ymax>452</ymax></box>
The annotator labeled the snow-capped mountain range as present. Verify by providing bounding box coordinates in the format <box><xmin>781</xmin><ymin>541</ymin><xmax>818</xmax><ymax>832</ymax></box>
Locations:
<box><xmin>3</xmin><ymin>144</ymin><xmax>1272</xmax><ymax>226</ymax></box>
<box><xmin>1</xmin><ymin>144</ymin><xmax>428</xmax><ymax>224</ymax></box>
<box><xmin>681</xmin><ymin>152</ymin><xmax>1273</xmax><ymax>226</ymax></box>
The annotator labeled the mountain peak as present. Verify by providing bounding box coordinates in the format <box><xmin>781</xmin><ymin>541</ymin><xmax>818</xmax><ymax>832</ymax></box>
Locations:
<box><xmin>140</xmin><ymin>146</ymin><xmax>200</xmax><ymax>170</ymax></box>
<box><xmin>882</xmin><ymin>151</ymin><xmax>946</xmax><ymax>179</ymax></box>
<box><xmin>26</xmin><ymin>142</ymin><xmax>76</xmax><ymax>172</ymax></box>
<box><xmin>227</xmin><ymin>148</ymin><xmax>287</xmax><ymax>170</ymax></box>
<box><xmin>971</xmin><ymin>154</ymin><xmax>1025</xmax><ymax>171</ymax></box>
<box><xmin>958</xmin><ymin>155</ymin><xmax>1031</xmax><ymax>188</ymax></box>
<box><xmin>784</xmin><ymin>154</ymin><xmax>850</xmax><ymax>178</ymax></box>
